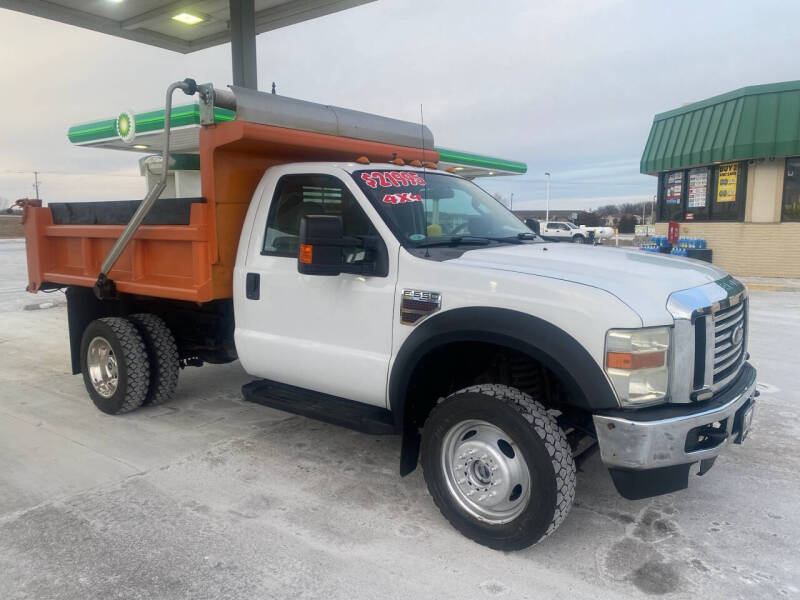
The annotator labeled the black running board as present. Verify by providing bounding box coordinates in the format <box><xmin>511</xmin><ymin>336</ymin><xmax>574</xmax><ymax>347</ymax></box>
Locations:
<box><xmin>242</xmin><ymin>379</ymin><xmax>396</xmax><ymax>435</ymax></box>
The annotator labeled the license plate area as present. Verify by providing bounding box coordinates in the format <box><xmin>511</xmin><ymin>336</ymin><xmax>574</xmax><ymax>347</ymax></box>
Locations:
<box><xmin>733</xmin><ymin>398</ymin><xmax>755</xmax><ymax>444</ymax></box>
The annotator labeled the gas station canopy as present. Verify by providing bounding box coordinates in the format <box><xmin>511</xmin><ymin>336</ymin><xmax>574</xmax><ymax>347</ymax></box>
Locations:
<box><xmin>66</xmin><ymin>102</ymin><xmax>528</xmax><ymax>178</ymax></box>
<box><xmin>0</xmin><ymin>0</ymin><xmax>374</xmax><ymax>53</ymax></box>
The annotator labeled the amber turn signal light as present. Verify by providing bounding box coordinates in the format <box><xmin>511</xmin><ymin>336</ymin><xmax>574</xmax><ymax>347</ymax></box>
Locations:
<box><xmin>299</xmin><ymin>244</ymin><xmax>313</xmax><ymax>264</ymax></box>
<box><xmin>356</xmin><ymin>156</ymin><xmax>370</xmax><ymax>164</ymax></box>
<box><xmin>408</xmin><ymin>159</ymin><xmax>422</xmax><ymax>167</ymax></box>
<box><xmin>424</xmin><ymin>162</ymin><xmax>437</xmax><ymax>169</ymax></box>
<box><xmin>390</xmin><ymin>157</ymin><xmax>405</xmax><ymax>165</ymax></box>
<box><xmin>606</xmin><ymin>351</ymin><xmax>666</xmax><ymax>370</ymax></box>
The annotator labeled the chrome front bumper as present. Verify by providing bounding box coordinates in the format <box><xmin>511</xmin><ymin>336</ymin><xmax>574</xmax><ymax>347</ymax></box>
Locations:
<box><xmin>593</xmin><ymin>363</ymin><xmax>756</xmax><ymax>470</ymax></box>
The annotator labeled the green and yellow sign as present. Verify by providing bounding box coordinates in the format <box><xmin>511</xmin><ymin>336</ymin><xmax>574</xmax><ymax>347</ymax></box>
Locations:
<box><xmin>115</xmin><ymin>111</ymin><xmax>136</xmax><ymax>143</ymax></box>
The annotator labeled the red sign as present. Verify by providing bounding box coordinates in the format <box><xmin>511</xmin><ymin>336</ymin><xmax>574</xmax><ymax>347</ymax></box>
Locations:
<box><xmin>361</xmin><ymin>171</ymin><xmax>426</xmax><ymax>188</ymax></box>
<box><xmin>382</xmin><ymin>192</ymin><xmax>422</xmax><ymax>204</ymax></box>
<box><xmin>667</xmin><ymin>221</ymin><xmax>680</xmax><ymax>244</ymax></box>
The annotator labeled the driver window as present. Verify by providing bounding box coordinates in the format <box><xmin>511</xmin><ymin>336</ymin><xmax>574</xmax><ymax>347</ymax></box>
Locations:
<box><xmin>262</xmin><ymin>174</ymin><xmax>375</xmax><ymax>261</ymax></box>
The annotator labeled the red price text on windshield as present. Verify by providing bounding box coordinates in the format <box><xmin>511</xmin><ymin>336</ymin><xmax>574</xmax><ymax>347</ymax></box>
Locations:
<box><xmin>361</xmin><ymin>171</ymin><xmax>426</xmax><ymax>188</ymax></box>
<box><xmin>382</xmin><ymin>192</ymin><xmax>422</xmax><ymax>204</ymax></box>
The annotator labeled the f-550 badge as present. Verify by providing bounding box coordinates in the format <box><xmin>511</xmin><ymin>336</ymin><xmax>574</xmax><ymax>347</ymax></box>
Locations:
<box><xmin>400</xmin><ymin>289</ymin><xmax>441</xmax><ymax>325</ymax></box>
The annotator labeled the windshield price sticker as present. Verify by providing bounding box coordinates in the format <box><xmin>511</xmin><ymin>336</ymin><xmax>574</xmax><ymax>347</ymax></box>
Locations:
<box><xmin>383</xmin><ymin>192</ymin><xmax>422</xmax><ymax>204</ymax></box>
<box><xmin>361</xmin><ymin>171</ymin><xmax>426</xmax><ymax>188</ymax></box>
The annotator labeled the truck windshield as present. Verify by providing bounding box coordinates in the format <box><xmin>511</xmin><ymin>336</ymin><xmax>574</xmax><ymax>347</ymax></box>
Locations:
<box><xmin>352</xmin><ymin>170</ymin><xmax>533</xmax><ymax>247</ymax></box>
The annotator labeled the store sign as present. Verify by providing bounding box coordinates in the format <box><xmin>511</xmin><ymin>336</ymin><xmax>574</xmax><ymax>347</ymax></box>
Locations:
<box><xmin>688</xmin><ymin>168</ymin><xmax>708</xmax><ymax>208</ymax></box>
<box><xmin>665</xmin><ymin>172</ymin><xmax>682</xmax><ymax>205</ymax></box>
<box><xmin>716</xmin><ymin>163</ymin><xmax>738</xmax><ymax>203</ymax></box>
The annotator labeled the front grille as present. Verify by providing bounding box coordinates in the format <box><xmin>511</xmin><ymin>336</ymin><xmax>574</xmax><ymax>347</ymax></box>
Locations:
<box><xmin>712</xmin><ymin>300</ymin><xmax>746</xmax><ymax>385</ymax></box>
<box><xmin>668</xmin><ymin>276</ymin><xmax>748</xmax><ymax>403</ymax></box>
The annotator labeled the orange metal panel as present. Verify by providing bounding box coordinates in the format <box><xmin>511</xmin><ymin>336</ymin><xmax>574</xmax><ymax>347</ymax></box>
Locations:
<box><xmin>25</xmin><ymin>120</ymin><xmax>439</xmax><ymax>302</ymax></box>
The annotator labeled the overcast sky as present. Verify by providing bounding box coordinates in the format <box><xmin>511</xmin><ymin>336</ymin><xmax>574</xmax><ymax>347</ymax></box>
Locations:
<box><xmin>2</xmin><ymin>0</ymin><xmax>800</xmax><ymax>211</ymax></box>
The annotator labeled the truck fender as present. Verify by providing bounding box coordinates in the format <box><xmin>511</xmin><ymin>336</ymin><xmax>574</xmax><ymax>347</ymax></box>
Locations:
<box><xmin>388</xmin><ymin>306</ymin><xmax>618</xmax><ymax>475</ymax></box>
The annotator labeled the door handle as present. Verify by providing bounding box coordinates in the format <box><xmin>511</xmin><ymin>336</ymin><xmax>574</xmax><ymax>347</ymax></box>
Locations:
<box><xmin>246</xmin><ymin>272</ymin><xmax>260</xmax><ymax>300</ymax></box>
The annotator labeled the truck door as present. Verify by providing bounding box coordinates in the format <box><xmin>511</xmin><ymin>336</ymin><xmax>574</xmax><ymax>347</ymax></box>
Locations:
<box><xmin>235</xmin><ymin>168</ymin><xmax>398</xmax><ymax>408</ymax></box>
<box><xmin>545</xmin><ymin>222</ymin><xmax>565</xmax><ymax>238</ymax></box>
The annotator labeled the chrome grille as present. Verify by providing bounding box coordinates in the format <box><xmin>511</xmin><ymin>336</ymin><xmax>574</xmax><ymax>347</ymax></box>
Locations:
<box><xmin>712</xmin><ymin>299</ymin><xmax>746</xmax><ymax>386</ymax></box>
<box><xmin>667</xmin><ymin>276</ymin><xmax>748</xmax><ymax>403</ymax></box>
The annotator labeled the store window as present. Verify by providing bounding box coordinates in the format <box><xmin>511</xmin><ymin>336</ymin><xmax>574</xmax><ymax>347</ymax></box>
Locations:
<box><xmin>661</xmin><ymin>171</ymin><xmax>684</xmax><ymax>221</ymax></box>
<box><xmin>711</xmin><ymin>162</ymin><xmax>742</xmax><ymax>221</ymax></box>
<box><xmin>685</xmin><ymin>167</ymin><xmax>710</xmax><ymax>221</ymax></box>
<box><xmin>782</xmin><ymin>157</ymin><xmax>800</xmax><ymax>222</ymax></box>
<box><xmin>657</xmin><ymin>162</ymin><xmax>745</xmax><ymax>222</ymax></box>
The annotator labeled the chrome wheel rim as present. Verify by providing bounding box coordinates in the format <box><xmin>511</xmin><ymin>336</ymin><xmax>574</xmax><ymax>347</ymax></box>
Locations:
<box><xmin>87</xmin><ymin>337</ymin><xmax>118</xmax><ymax>398</ymax></box>
<box><xmin>441</xmin><ymin>419</ymin><xmax>531</xmax><ymax>524</ymax></box>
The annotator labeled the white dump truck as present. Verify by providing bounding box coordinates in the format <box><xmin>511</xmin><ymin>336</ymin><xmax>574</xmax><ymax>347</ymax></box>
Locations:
<box><xmin>23</xmin><ymin>80</ymin><xmax>756</xmax><ymax>550</ymax></box>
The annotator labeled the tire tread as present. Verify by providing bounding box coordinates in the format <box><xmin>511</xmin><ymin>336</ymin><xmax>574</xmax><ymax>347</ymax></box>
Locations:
<box><xmin>97</xmin><ymin>317</ymin><xmax>150</xmax><ymax>414</ymax></box>
<box><xmin>129</xmin><ymin>313</ymin><xmax>179</xmax><ymax>406</ymax></box>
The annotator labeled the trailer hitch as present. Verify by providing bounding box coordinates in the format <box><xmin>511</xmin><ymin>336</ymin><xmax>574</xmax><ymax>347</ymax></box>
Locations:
<box><xmin>93</xmin><ymin>78</ymin><xmax>198</xmax><ymax>300</ymax></box>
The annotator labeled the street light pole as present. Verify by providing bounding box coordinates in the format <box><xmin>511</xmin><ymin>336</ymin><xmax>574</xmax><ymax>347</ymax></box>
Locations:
<box><xmin>544</xmin><ymin>172</ymin><xmax>551</xmax><ymax>224</ymax></box>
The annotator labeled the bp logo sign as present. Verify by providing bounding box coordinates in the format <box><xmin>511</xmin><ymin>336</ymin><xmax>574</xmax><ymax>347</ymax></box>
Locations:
<box><xmin>116</xmin><ymin>111</ymin><xmax>136</xmax><ymax>143</ymax></box>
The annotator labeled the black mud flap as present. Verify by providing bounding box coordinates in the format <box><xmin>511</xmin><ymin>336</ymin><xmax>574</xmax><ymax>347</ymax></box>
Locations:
<box><xmin>608</xmin><ymin>463</ymin><xmax>693</xmax><ymax>500</ymax></box>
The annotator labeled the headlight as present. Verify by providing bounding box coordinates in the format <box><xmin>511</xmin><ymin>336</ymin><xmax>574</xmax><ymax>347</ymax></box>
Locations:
<box><xmin>605</xmin><ymin>327</ymin><xmax>670</xmax><ymax>407</ymax></box>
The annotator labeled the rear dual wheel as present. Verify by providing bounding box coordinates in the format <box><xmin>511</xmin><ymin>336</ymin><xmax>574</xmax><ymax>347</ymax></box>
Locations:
<box><xmin>80</xmin><ymin>314</ymin><xmax>178</xmax><ymax>415</ymax></box>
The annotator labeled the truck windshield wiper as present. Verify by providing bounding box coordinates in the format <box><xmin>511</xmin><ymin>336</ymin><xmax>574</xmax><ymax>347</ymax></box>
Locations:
<box><xmin>414</xmin><ymin>236</ymin><xmax>494</xmax><ymax>248</ymax></box>
<box><xmin>477</xmin><ymin>232</ymin><xmax>537</xmax><ymax>244</ymax></box>
<box><xmin>414</xmin><ymin>233</ymin><xmax>536</xmax><ymax>248</ymax></box>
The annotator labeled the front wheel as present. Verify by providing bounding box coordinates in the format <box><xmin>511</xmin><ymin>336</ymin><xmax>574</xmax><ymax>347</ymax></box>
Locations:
<box><xmin>572</xmin><ymin>234</ymin><xmax>586</xmax><ymax>244</ymax></box>
<box><xmin>421</xmin><ymin>384</ymin><xmax>575</xmax><ymax>550</ymax></box>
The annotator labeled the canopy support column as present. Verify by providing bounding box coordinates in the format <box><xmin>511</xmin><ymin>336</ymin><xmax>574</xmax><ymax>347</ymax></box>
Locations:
<box><xmin>230</xmin><ymin>0</ymin><xmax>257</xmax><ymax>89</ymax></box>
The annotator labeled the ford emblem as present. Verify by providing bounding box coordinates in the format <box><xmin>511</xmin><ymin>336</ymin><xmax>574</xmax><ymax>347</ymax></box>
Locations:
<box><xmin>731</xmin><ymin>323</ymin><xmax>744</xmax><ymax>346</ymax></box>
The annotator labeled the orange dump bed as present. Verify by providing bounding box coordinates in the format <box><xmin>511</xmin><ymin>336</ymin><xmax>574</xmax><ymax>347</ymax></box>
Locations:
<box><xmin>25</xmin><ymin>120</ymin><xmax>438</xmax><ymax>303</ymax></box>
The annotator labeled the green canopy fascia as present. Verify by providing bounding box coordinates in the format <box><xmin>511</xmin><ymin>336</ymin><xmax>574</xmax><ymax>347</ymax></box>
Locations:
<box><xmin>67</xmin><ymin>104</ymin><xmax>235</xmax><ymax>144</ymax></box>
<box><xmin>641</xmin><ymin>80</ymin><xmax>800</xmax><ymax>174</ymax></box>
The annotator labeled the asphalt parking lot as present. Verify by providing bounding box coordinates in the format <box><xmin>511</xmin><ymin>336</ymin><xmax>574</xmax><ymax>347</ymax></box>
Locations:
<box><xmin>1</xmin><ymin>237</ymin><xmax>799</xmax><ymax>599</ymax></box>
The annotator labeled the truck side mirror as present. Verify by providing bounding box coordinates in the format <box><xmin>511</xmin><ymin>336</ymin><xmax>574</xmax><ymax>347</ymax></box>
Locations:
<box><xmin>298</xmin><ymin>214</ymin><xmax>380</xmax><ymax>277</ymax></box>
<box><xmin>298</xmin><ymin>215</ymin><xmax>346</xmax><ymax>276</ymax></box>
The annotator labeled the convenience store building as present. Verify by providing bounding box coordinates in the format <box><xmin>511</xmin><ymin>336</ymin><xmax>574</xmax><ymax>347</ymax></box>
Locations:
<box><xmin>641</xmin><ymin>81</ymin><xmax>800</xmax><ymax>277</ymax></box>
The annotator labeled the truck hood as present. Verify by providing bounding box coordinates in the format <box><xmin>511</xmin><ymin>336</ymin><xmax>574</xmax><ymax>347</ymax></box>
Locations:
<box><xmin>450</xmin><ymin>243</ymin><xmax>727</xmax><ymax>325</ymax></box>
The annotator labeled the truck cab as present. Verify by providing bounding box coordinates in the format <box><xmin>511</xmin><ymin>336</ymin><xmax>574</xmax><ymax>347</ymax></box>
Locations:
<box><xmin>23</xmin><ymin>82</ymin><xmax>757</xmax><ymax>551</ymax></box>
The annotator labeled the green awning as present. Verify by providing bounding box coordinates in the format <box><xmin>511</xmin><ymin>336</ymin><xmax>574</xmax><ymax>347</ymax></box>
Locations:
<box><xmin>640</xmin><ymin>80</ymin><xmax>800</xmax><ymax>174</ymax></box>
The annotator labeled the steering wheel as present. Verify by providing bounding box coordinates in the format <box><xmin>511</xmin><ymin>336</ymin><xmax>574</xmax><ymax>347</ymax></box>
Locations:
<box><xmin>449</xmin><ymin>222</ymin><xmax>470</xmax><ymax>236</ymax></box>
